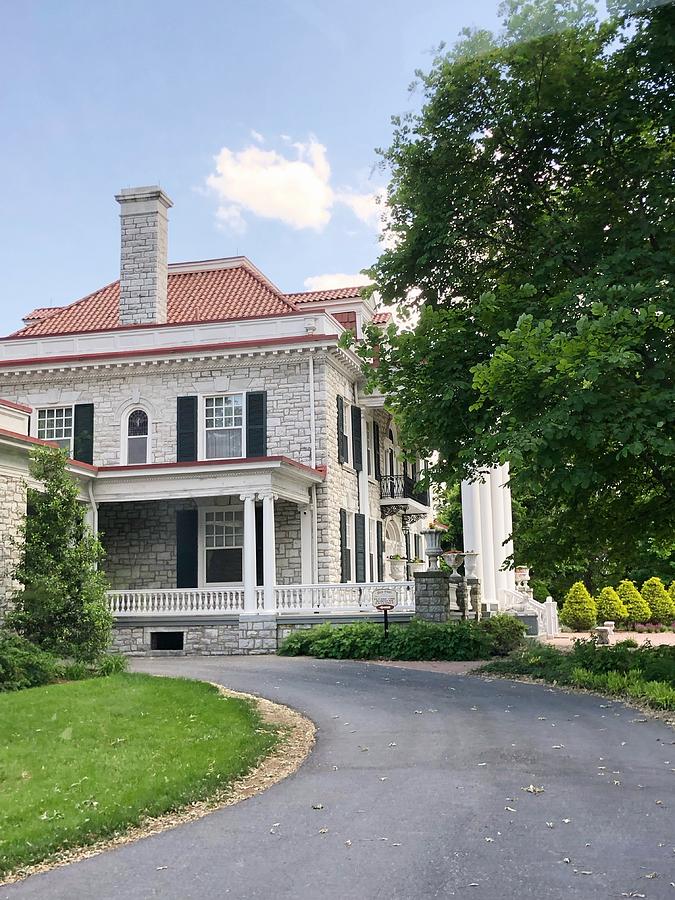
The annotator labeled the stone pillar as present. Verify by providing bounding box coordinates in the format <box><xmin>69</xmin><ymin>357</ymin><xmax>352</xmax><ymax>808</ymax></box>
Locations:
<box><xmin>414</xmin><ymin>570</ymin><xmax>452</xmax><ymax>622</ymax></box>
<box><xmin>0</xmin><ymin>473</ymin><xmax>26</xmax><ymax>621</ymax></box>
<box><xmin>241</xmin><ymin>493</ymin><xmax>257</xmax><ymax>612</ymax></box>
<box><xmin>261</xmin><ymin>492</ymin><xmax>276</xmax><ymax>612</ymax></box>
<box><xmin>467</xmin><ymin>578</ymin><xmax>482</xmax><ymax>621</ymax></box>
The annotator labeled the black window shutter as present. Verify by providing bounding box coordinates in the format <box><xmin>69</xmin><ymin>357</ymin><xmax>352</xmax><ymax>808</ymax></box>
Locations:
<box><xmin>373</xmin><ymin>422</ymin><xmax>381</xmax><ymax>481</ymax></box>
<box><xmin>176</xmin><ymin>509</ymin><xmax>199</xmax><ymax>588</ymax></box>
<box><xmin>246</xmin><ymin>392</ymin><xmax>267</xmax><ymax>457</ymax></box>
<box><xmin>73</xmin><ymin>403</ymin><xmax>94</xmax><ymax>464</ymax></box>
<box><xmin>255</xmin><ymin>502</ymin><xmax>264</xmax><ymax>586</ymax></box>
<box><xmin>351</xmin><ymin>406</ymin><xmax>363</xmax><ymax>472</ymax></box>
<box><xmin>337</xmin><ymin>396</ymin><xmax>345</xmax><ymax>464</ymax></box>
<box><xmin>376</xmin><ymin>519</ymin><xmax>384</xmax><ymax>582</ymax></box>
<box><xmin>339</xmin><ymin>508</ymin><xmax>350</xmax><ymax>582</ymax></box>
<box><xmin>354</xmin><ymin>513</ymin><xmax>366</xmax><ymax>583</ymax></box>
<box><xmin>177</xmin><ymin>396</ymin><xmax>198</xmax><ymax>462</ymax></box>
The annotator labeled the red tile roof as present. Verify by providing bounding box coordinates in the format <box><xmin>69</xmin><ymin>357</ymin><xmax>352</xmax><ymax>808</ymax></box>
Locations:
<box><xmin>371</xmin><ymin>312</ymin><xmax>391</xmax><ymax>325</ymax></box>
<box><xmin>287</xmin><ymin>286</ymin><xmax>366</xmax><ymax>304</ymax></box>
<box><xmin>22</xmin><ymin>306</ymin><xmax>64</xmax><ymax>324</ymax></box>
<box><xmin>11</xmin><ymin>260</ymin><xmax>297</xmax><ymax>338</ymax></box>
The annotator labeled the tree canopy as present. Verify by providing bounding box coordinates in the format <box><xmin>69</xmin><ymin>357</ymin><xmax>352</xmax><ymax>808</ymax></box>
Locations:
<box><xmin>360</xmin><ymin>0</ymin><xmax>675</xmax><ymax>590</ymax></box>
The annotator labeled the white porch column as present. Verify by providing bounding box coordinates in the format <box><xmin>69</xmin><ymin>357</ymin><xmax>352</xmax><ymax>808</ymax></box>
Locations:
<box><xmin>500</xmin><ymin>463</ymin><xmax>516</xmax><ymax>592</ymax></box>
<box><xmin>490</xmin><ymin>466</ymin><xmax>509</xmax><ymax>600</ymax></box>
<box><xmin>261</xmin><ymin>492</ymin><xmax>277</xmax><ymax>612</ymax></box>
<box><xmin>461</xmin><ymin>478</ymin><xmax>483</xmax><ymax>583</ymax></box>
<box><xmin>478</xmin><ymin>472</ymin><xmax>497</xmax><ymax>604</ymax></box>
<box><xmin>241</xmin><ymin>493</ymin><xmax>257</xmax><ymax>612</ymax></box>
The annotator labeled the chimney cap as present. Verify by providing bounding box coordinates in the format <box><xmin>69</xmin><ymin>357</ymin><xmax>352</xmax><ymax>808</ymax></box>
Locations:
<box><xmin>115</xmin><ymin>185</ymin><xmax>173</xmax><ymax>210</ymax></box>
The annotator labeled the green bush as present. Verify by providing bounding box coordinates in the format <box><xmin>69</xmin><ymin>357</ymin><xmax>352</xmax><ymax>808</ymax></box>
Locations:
<box><xmin>0</xmin><ymin>633</ymin><xmax>59</xmax><ymax>692</ymax></box>
<box><xmin>595</xmin><ymin>586</ymin><xmax>628</xmax><ymax>625</ymax></box>
<box><xmin>617</xmin><ymin>579</ymin><xmax>651</xmax><ymax>625</ymax></box>
<box><xmin>559</xmin><ymin>581</ymin><xmax>597</xmax><ymax>631</ymax></box>
<box><xmin>479</xmin><ymin>614</ymin><xmax>528</xmax><ymax>655</ymax></box>
<box><xmin>277</xmin><ymin>616</ymin><xmax>525</xmax><ymax>661</ymax></box>
<box><xmin>641</xmin><ymin>577</ymin><xmax>675</xmax><ymax>625</ymax></box>
<box><xmin>96</xmin><ymin>653</ymin><xmax>129</xmax><ymax>676</ymax></box>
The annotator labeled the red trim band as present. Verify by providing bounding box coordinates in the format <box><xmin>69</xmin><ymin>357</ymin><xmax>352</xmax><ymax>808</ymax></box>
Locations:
<box><xmin>0</xmin><ymin>398</ymin><xmax>33</xmax><ymax>413</ymax></box>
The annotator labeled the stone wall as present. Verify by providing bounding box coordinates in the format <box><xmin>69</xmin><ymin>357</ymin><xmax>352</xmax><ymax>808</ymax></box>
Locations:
<box><xmin>275</xmin><ymin>499</ymin><xmax>302</xmax><ymax>584</ymax></box>
<box><xmin>0</xmin><ymin>473</ymin><xmax>26</xmax><ymax>618</ymax></box>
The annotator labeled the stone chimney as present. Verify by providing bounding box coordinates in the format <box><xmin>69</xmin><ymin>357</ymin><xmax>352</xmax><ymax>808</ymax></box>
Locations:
<box><xmin>115</xmin><ymin>186</ymin><xmax>173</xmax><ymax>326</ymax></box>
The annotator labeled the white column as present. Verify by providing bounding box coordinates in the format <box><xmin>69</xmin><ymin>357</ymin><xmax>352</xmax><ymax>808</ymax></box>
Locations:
<box><xmin>261</xmin><ymin>492</ymin><xmax>276</xmax><ymax>611</ymax></box>
<box><xmin>501</xmin><ymin>463</ymin><xmax>516</xmax><ymax>591</ymax></box>
<box><xmin>478</xmin><ymin>472</ymin><xmax>497</xmax><ymax>603</ymax></box>
<box><xmin>461</xmin><ymin>478</ymin><xmax>483</xmax><ymax>584</ymax></box>
<box><xmin>241</xmin><ymin>493</ymin><xmax>257</xmax><ymax>612</ymax></box>
<box><xmin>490</xmin><ymin>466</ymin><xmax>509</xmax><ymax>600</ymax></box>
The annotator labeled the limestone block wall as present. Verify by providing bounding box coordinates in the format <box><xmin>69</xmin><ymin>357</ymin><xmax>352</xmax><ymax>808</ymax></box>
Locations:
<box><xmin>0</xmin><ymin>473</ymin><xmax>26</xmax><ymax>618</ymax></box>
<box><xmin>275</xmin><ymin>499</ymin><xmax>302</xmax><ymax>584</ymax></box>
<box><xmin>0</xmin><ymin>352</ymin><xmax>315</xmax><ymax>467</ymax></box>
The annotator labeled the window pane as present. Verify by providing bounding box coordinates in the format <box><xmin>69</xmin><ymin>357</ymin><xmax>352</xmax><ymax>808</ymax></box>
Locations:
<box><xmin>206</xmin><ymin>548</ymin><xmax>243</xmax><ymax>583</ymax></box>
<box><xmin>128</xmin><ymin>410</ymin><xmax>148</xmax><ymax>437</ymax></box>
<box><xmin>206</xmin><ymin>429</ymin><xmax>242</xmax><ymax>459</ymax></box>
<box><xmin>37</xmin><ymin>407</ymin><xmax>72</xmax><ymax>443</ymax></box>
<box><xmin>127</xmin><ymin>436</ymin><xmax>148</xmax><ymax>464</ymax></box>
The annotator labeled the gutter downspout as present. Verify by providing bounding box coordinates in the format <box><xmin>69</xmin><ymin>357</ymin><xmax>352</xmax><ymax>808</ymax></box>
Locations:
<box><xmin>308</xmin><ymin>353</ymin><xmax>316</xmax><ymax>468</ymax></box>
<box><xmin>87</xmin><ymin>481</ymin><xmax>98</xmax><ymax>536</ymax></box>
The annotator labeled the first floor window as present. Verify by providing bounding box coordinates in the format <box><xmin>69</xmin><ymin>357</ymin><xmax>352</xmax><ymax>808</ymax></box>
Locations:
<box><xmin>204</xmin><ymin>394</ymin><xmax>243</xmax><ymax>458</ymax></box>
<box><xmin>204</xmin><ymin>509</ymin><xmax>244</xmax><ymax>583</ymax></box>
<box><xmin>37</xmin><ymin>406</ymin><xmax>72</xmax><ymax>451</ymax></box>
<box><xmin>126</xmin><ymin>409</ymin><xmax>149</xmax><ymax>464</ymax></box>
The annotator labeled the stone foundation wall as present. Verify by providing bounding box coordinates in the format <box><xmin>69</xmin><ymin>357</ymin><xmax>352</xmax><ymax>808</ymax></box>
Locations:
<box><xmin>0</xmin><ymin>473</ymin><xmax>26</xmax><ymax>619</ymax></box>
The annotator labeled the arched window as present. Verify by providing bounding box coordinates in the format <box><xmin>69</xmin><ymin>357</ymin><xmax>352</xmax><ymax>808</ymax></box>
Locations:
<box><xmin>126</xmin><ymin>409</ymin><xmax>149</xmax><ymax>464</ymax></box>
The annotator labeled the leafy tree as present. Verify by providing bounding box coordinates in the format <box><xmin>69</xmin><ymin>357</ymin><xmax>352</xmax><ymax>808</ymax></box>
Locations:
<box><xmin>6</xmin><ymin>447</ymin><xmax>111</xmax><ymax>661</ymax></box>
<box><xmin>559</xmin><ymin>581</ymin><xmax>597</xmax><ymax>631</ymax></box>
<box><xmin>617</xmin><ymin>579</ymin><xmax>651</xmax><ymax>625</ymax></box>
<box><xmin>595</xmin><ymin>586</ymin><xmax>628</xmax><ymax>625</ymax></box>
<box><xmin>360</xmin><ymin>0</ymin><xmax>675</xmax><ymax>592</ymax></box>
<box><xmin>640</xmin><ymin>577</ymin><xmax>675</xmax><ymax>624</ymax></box>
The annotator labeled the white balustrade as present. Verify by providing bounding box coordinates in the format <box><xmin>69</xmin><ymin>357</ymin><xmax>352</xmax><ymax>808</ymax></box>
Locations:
<box><xmin>107</xmin><ymin>588</ymin><xmax>245</xmax><ymax>616</ymax></box>
<box><xmin>499</xmin><ymin>588</ymin><xmax>560</xmax><ymax>636</ymax></box>
<box><xmin>274</xmin><ymin>581</ymin><xmax>415</xmax><ymax>613</ymax></box>
<box><xmin>108</xmin><ymin>582</ymin><xmax>415</xmax><ymax>617</ymax></box>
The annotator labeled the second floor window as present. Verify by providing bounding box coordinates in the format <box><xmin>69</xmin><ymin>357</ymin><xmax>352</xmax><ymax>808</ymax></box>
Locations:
<box><xmin>127</xmin><ymin>409</ymin><xmax>149</xmax><ymax>464</ymax></box>
<box><xmin>37</xmin><ymin>406</ymin><xmax>72</xmax><ymax>452</ymax></box>
<box><xmin>204</xmin><ymin>394</ymin><xmax>243</xmax><ymax>459</ymax></box>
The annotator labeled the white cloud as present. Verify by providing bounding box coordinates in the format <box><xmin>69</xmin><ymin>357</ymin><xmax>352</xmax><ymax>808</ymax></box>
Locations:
<box><xmin>303</xmin><ymin>273</ymin><xmax>372</xmax><ymax>291</ymax></box>
<box><xmin>207</xmin><ymin>134</ymin><xmax>390</xmax><ymax>236</ymax></box>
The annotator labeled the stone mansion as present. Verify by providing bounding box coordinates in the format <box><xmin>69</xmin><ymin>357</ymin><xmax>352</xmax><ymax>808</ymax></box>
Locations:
<box><xmin>0</xmin><ymin>186</ymin><xmax>436</xmax><ymax>653</ymax></box>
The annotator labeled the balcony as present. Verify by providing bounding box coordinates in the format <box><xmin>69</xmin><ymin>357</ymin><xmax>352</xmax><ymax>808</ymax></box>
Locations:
<box><xmin>379</xmin><ymin>474</ymin><xmax>430</xmax><ymax>515</ymax></box>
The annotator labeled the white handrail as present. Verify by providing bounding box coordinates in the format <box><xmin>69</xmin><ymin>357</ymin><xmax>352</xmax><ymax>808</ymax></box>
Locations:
<box><xmin>274</xmin><ymin>581</ymin><xmax>415</xmax><ymax>613</ymax></box>
<box><xmin>499</xmin><ymin>588</ymin><xmax>559</xmax><ymax>636</ymax></box>
<box><xmin>107</xmin><ymin>588</ymin><xmax>245</xmax><ymax>616</ymax></box>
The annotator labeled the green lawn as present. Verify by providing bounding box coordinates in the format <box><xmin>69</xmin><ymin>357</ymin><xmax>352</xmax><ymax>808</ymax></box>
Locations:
<box><xmin>0</xmin><ymin>673</ymin><xmax>278</xmax><ymax>877</ymax></box>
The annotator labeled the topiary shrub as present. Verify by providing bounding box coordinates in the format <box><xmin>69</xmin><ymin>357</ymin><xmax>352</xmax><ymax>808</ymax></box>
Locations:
<box><xmin>595</xmin><ymin>586</ymin><xmax>628</xmax><ymax>625</ymax></box>
<box><xmin>669</xmin><ymin>580</ymin><xmax>675</xmax><ymax>608</ymax></box>
<box><xmin>641</xmin><ymin>577</ymin><xmax>675</xmax><ymax>625</ymax></box>
<box><xmin>617</xmin><ymin>579</ymin><xmax>651</xmax><ymax>625</ymax></box>
<box><xmin>559</xmin><ymin>582</ymin><xmax>597</xmax><ymax>631</ymax></box>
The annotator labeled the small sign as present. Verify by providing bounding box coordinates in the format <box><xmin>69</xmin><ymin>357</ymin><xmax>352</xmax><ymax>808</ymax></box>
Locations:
<box><xmin>372</xmin><ymin>588</ymin><xmax>398</xmax><ymax>612</ymax></box>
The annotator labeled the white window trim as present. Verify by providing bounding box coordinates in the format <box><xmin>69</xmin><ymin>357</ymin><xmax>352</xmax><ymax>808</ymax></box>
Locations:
<box><xmin>198</xmin><ymin>505</ymin><xmax>245</xmax><ymax>587</ymax></box>
<box><xmin>121</xmin><ymin>406</ymin><xmax>152</xmax><ymax>466</ymax></box>
<box><xmin>34</xmin><ymin>404</ymin><xmax>74</xmax><ymax>454</ymax></box>
<box><xmin>198</xmin><ymin>392</ymin><xmax>246</xmax><ymax>462</ymax></box>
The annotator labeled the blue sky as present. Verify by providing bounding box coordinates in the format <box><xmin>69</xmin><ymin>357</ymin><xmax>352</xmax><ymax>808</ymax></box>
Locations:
<box><xmin>0</xmin><ymin>0</ymin><xmax>502</xmax><ymax>335</ymax></box>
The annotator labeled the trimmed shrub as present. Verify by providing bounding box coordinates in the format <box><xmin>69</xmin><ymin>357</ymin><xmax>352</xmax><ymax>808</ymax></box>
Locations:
<box><xmin>277</xmin><ymin>616</ymin><xmax>525</xmax><ymax>661</ymax></box>
<box><xmin>641</xmin><ymin>577</ymin><xmax>675</xmax><ymax>625</ymax></box>
<box><xmin>669</xmin><ymin>580</ymin><xmax>675</xmax><ymax>608</ymax></box>
<box><xmin>617</xmin><ymin>579</ymin><xmax>651</xmax><ymax>625</ymax></box>
<box><xmin>0</xmin><ymin>633</ymin><xmax>59</xmax><ymax>692</ymax></box>
<box><xmin>595</xmin><ymin>586</ymin><xmax>628</xmax><ymax>625</ymax></box>
<box><xmin>559</xmin><ymin>582</ymin><xmax>597</xmax><ymax>631</ymax></box>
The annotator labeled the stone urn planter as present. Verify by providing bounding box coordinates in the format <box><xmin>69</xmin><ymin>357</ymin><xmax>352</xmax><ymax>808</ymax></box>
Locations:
<box><xmin>420</xmin><ymin>527</ymin><xmax>444</xmax><ymax>571</ymax></box>
<box><xmin>409</xmin><ymin>559</ymin><xmax>425</xmax><ymax>576</ymax></box>
<box><xmin>463</xmin><ymin>552</ymin><xmax>479</xmax><ymax>580</ymax></box>
<box><xmin>388</xmin><ymin>556</ymin><xmax>407</xmax><ymax>581</ymax></box>
<box><xmin>442</xmin><ymin>550</ymin><xmax>465</xmax><ymax>576</ymax></box>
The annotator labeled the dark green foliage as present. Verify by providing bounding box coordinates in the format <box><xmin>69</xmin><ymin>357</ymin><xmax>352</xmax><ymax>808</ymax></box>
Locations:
<box><xmin>482</xmin><ymin>638</ymin><xmax>675</xmax><ymax>709</ymax></box>
<box><xmin>357</xmin><ymin>0</ymin><xmax>675</xmax><ymax>596</ymax></box>
<box><xmin>278</xmin><ymin>615</ymin><xmax>526</xmax><ymax>661</ymax></box>
<box><xmin>0</xmin><ymin>633</ymin><xmax>59</xmax><ymax>692</ymax></box>
<box><xmin>6</xmin><ymin>447</ymin><xmax>112</xmax><ymax>662</ymax></box>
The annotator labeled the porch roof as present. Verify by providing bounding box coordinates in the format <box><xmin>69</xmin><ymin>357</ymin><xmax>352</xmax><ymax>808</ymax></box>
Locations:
<box><xmin>91</xmin><ymin>455</ymin><xmax>325</xmax><ymax>506</ymax></box>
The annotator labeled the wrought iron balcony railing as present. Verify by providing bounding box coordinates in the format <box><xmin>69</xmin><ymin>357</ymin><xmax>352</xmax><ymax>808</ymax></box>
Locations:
<box><xmin>379</xmin><ymin>474</ymin><xmax>429</xmax><ymax>507</ymax></box>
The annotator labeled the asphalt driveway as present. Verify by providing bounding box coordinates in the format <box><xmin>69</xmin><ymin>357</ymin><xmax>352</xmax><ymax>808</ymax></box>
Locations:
<box><xmin>4</xmin><ymin>656</ymin><xmax>675</xmax><ymax>899</ymax></box>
